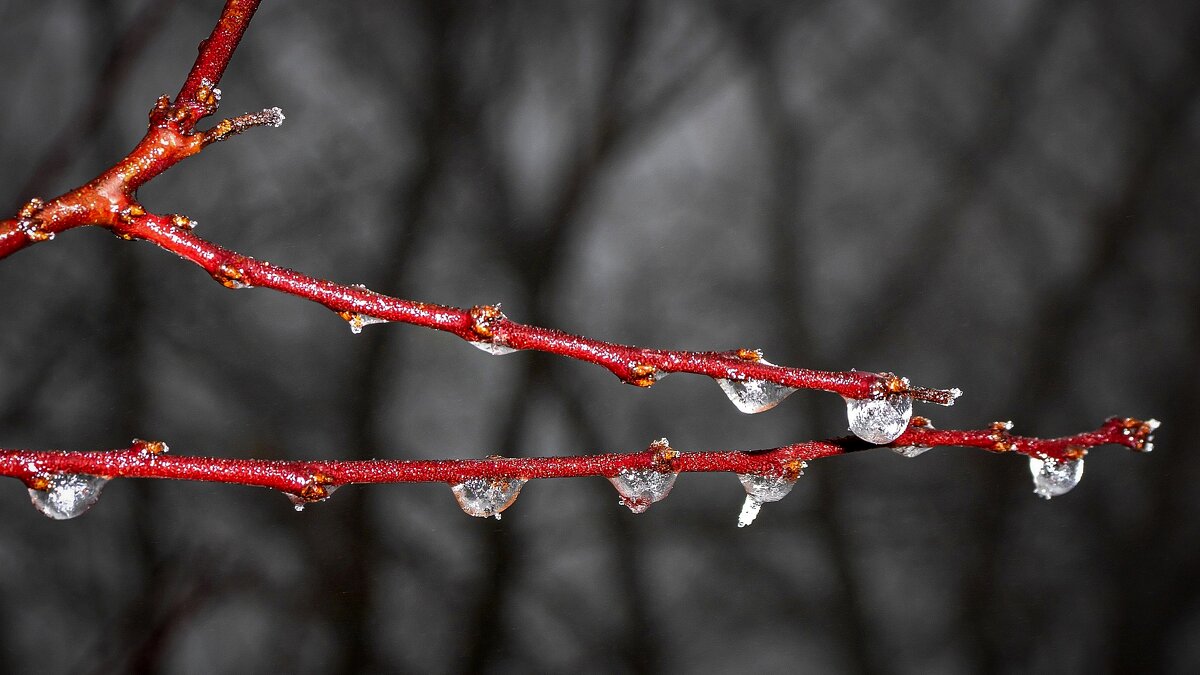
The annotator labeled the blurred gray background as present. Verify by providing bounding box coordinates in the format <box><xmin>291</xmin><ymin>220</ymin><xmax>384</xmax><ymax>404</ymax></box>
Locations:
<box><xmin>1</xmin><ymin>0</ymin><xmax>1197</xmax><ymax>672</ymax></box>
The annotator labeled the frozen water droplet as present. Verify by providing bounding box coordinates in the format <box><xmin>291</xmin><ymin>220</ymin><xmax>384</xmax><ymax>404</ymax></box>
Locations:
<box><xmin>286</xmin><ymin>482</ymin><xmax>339</xmax><ymax>511</ymax></box>
<box><xmin>845</xmin><ymin>394</ymin><xmax>913</xmax><ymax>444</ymax></box>
<box><xmin>451</xmin><ymin>477</ymin><xmax>526</xmax><ymax>518</ymax></box>
<box><xmin>609</xmin><ymin>468</ymin><xmax>678</xmax><ymax>513</ymax></box>
<box><xmin>470</xmin><ymin>340</ymin><xmax>519</xmax><ymax>355</ymax></box>
<box><xmin>892</xmin><ymin>419</ymin><xmax>934</xmax><ymax>458</ymax></box>
<box><xmin>468</xmin><ymin>304</ymin><xmax>517</xmax><ymax>354</ymax></box>
<box><xmin>628</xmin><ymin>364</ymin><xmax>669</xmax><ymax>387</ymax></box>
<box><xmin>29</xmin><ymin>474</ymin><xmax>109</xmax><ymax>520</ymax></box>
<box><xmin>891</xmin><ymin>444</ymin><xmax>930</xmax><ymax>458</ymax></box>
<box><xmin>736</xmin><ymin>462</ymin><xmax>804</xmax><ymax>527</ymax></box>
<box><xmin>1029</xmin><ymin>456</ymin><xmax>1084</xmax><ymax>499</ymax></box>
<box><xmin>215</xmin><ymin>264</ymin><xmax>250</xmax><ymax>289</ymax></box>
<box><xmin>738</xmin><ymin>497</ymin><xmax>764</xmax><ymax>527</ymax></box>
<box><xmin>345</xmin><ymin>313</ymin><xmax>388</xmax><ymax>335</ymax></box>
<box><xmin>718</xmin><ymin>360</ymin><xmax>796</xmax><ymax>414</ymax></box>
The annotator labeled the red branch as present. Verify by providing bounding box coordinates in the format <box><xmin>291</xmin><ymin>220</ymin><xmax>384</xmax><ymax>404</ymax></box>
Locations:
<box><xmin>176</xmin><ymin>0</ymin><xmax>264</xmax><ymax>129</ymax></box>
<box><xmin>0</xmin><ymin>0</ymin><xmax>1157</xmax><ymax>519</ymax></box>
<box><xmin>0</xmin><ymin>418</ymin><xmax>1158</xmax><ymax>507</ymax></box>
<box><xmin>0</xmin><ymin>0</ymin><xmax>954</xmax><ymax>406</ymax></box>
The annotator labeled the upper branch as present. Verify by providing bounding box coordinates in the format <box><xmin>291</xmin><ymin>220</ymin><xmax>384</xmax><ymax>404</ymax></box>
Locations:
<box><xmin>115</xmin><ymin>211</ymin><xmax>962</xmax><ymax>412</ymax></box>
<box><xmin>1</xmin><ymin>0</ymin><xmax>270</xmax><ymax>257</ymax></box>
<box><xmin>175</xmin><ymin>0</ymin><xmax>264</xmax><ymax>130</ymax></box>
<box><xmin>1</xmin><ymin>0</ymin><xmax>956</xmax><ymax>424</ymax></box>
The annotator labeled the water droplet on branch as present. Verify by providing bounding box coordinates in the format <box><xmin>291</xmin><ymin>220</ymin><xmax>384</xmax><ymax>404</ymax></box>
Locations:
<box><xmin>610</xmin><ymin>469</ymin><xmax>677</xmax><ymax>513</ymax></box>
<box><xmin>1029</xmin><ymin>456</ymin><xmax>1084</xmax><ymax>499</ymax></box>
<box><xmin>609</xmin><ymin>440</ymin><xmax>679</xmax><ymax>513</ymax></box>
<box><xmin>736</xmin><ymin>461</ymin><xmax>804</xmax><ymax>527</ymax></box>
<box><xmin>451</xmin><ymin>477</ymin><xmax>526</xmax><ymax>519</ymax></box>
<box><xmin>337</xmin><ymin>310</ymin><xmax>389</xmax><ymax>335</ymax></box>
<box><xmin>214</xmin><ymin>263</ymin><xmax>250</xmax><ymax>289</ymax></box>
<box><xmin>470</xmin><ymin>340</ymin><xmax>519</xmax><ymax>356</ymax></box>
<box><xmin>891</xmin><ymin>417</ymin><xmax>933</xmax><ymax>458</ymax></box>
<box><xmin>286</xmin><ymin>474</ymin><xmax>339</xmax><ymax>511</ymax></box>
<box><xmin>286</xmin><ymin>489</ymin><xmax>341</xmax><ymax>511</ymax></box>
<box><xmin>628</xmin><ymin>364</ymin><xmax>668</xmax><ymax>387</ymax></box>
<box><xmin>845</xmin><ymin>394</ymin><xmax>913</xmax><ymax>444</ymax></box>
<box><xmin>28</xmin><ymin>474</ymin><xmax>109</xmax><ymax>520</ymax></box>
<box><xmin>717</xmin><ymin>358</ymin><xmax>796</xmax><ymax>414</ymax></box>
<box><xmin>718</xmin><ymin>377</ymin><xmax>796</xmax><ymax>414</ymax></box>
<box><xmin>468</xmin><ymin>303</ymin><xmax>520</xmax><ymax>355</ymax></box>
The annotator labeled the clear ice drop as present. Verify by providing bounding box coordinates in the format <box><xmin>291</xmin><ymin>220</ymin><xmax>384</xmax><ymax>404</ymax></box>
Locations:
<box><xmin>346</xmin><ymin>313</ymin><xmax>389</xmax><ymax>335</ymax></box>
<box><xmin>891</xmin><ymin>419</ymin><xmax>933</xmax><ymax>458</ymax></box>
<box><xmin>845</xmin><ymin>394</ymin><xmax>913</xmax><ymax>444</ymax></box>
<box><xmin>29</xmin><ymin>474</ymin><xmax>109</xmax><ymax>520</ymax></box>
<box><xmin>470</xmin><ymin>340</ymin><xmax>519</xmax><ymax>355</ymax></box>
<box><xmin>736</xmin><ymin>463</ymin><xmax>804</xmax><ymax>527</ymax></box>
<box><xmin>609</xmin><ymin>462</ymin><xmax>678</xmax><ymax>514</ymax></box>
<box><xmin>891</xmin><ymin>444</ymin><xmax>930</xmax><ymax>458</ymax></box>
<box><xmin>717</xmin><ymin>360</ymin><xmax>797</xmax><ymax>415</ymax></box>
<box><xmin>1029</xmin><ymin>456</ymin><xmax>1084</xmax><ymax>499</ymax></box>
<box><xmin>451</xmin><ymin>477</ymin><xmax>526</xmax><ymax>519</ymax></box>
<box><xmin>286</xmin><ymin>485</ymin><xmax>339</xmax><ymax>512</ymax></box>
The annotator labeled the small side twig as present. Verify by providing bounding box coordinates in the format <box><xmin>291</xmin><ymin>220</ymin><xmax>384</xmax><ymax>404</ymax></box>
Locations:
<box><xmin>0</xmin><ymin>0</ymin><xmax>1159</xmax><ymax>528</ymax></box>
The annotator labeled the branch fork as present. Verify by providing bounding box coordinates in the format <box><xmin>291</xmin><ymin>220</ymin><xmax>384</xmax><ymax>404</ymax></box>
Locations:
<box><xmin>0</xmin><ymin>0</ymin><xmax>1158</xmax><ymax>524</ymax></box>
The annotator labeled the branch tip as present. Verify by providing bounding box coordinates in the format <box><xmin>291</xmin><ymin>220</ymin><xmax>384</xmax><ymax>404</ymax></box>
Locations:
<box><xmin>1112</xmin><ymin>416</ymin><xmax>1160</xmax><ymax>452</ymax></box>
<box><xmin>201</xmin><ymin>106</ymin><xmax>286</xmax><ymax>146</ymax></box>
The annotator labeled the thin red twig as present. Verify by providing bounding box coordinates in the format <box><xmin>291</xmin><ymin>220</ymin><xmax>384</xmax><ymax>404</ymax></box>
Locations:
<box><xmin>0</xmin><ymin>418</ymin><xmax>1158</xmax><ymax>506</ymax></box>
<box><xmin>0</xmin><ymin>0</ymin><xmax>1157</xmax><ymax>520</ymax></box>
<box><xmin>0</xmin><ymin>0</ymin><xmax>955</xmax><ymax>406</ymax></box>
<box><xmin>176</xmin><ymin>0</ymin><xmax>264</xmax><ymax>129</ymax></box>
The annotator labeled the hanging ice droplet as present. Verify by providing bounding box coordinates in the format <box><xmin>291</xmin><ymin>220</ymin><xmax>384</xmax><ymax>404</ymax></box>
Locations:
<box><xmin>470</xmin><ymin>340</ymin><xmax>519</xmax><ymax>355</ymax></box>
<box><xmin>28</xmin><ymin>474</ymin><xmax>109</xmax><ymax>520</ymax></box>
<box><xmin>468</xmin><ymin>303</ymin><xmax>519</xmax><ymax>355</ymax></box>
<box><xmin>451</xmin><ymin>477</ymin><xmax>526</xmax><ymax>519</ymax></box>
<box><xmin>891</xmin><ymin>444</ymin><xmax>930</xmax><ymax>458</ymax></box>
<box><xmin>891</xmin><ymin>417</ymin><xmax>934</xmax><ymax>458</ymax></box>
<box><xmin>286</xmin><ymin>485</ymin><xmax>340</xmax><ymax>512</ymax></box>
<box><xmin>609</xmin><ymin>440</ymin><xmax>679</xmax><ymax>513</ymax></box>
<box><xmin>286</xmin><ymin>474</ymin><xmax>339</xmax><ymax>512</ymax></box>
<box><xmin>215</xmin><ymin>263</ymin><xmax>250</xmax><ymax>289</ymax></box>
<box><xmin>845</xmin><ymin>394</ymin><xmax>913</xmax><ymax>444</ymax></box>
<box><xmin>717</xmin><ymin>359</ymin><xmax>797</xmax><ymax>414</ymax></box>
<box><xmin>344</xmin><ymin>312</ymin><xmax>389</xmax><ymax>335</ymax></box>
<box><xmin>736</xmin><ymin>461</ymin><xmax>805</xmax><ymax>527</ymax></box>
<box><xmin>1029</xmin><ymin>456</ymin><xmax>1084</xmax><ymax>499</ymax></box>
<box><xmin>610</xmin><ymin>468</ymin><xmax>678</xmax><ymax>513</ymax></box>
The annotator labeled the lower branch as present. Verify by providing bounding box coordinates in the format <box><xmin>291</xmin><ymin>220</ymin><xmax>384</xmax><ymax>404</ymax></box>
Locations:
<box><xmin>2</xmin><ymin>417</ymin><xmax>1157</xmax><ymax>523</ymax></box>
